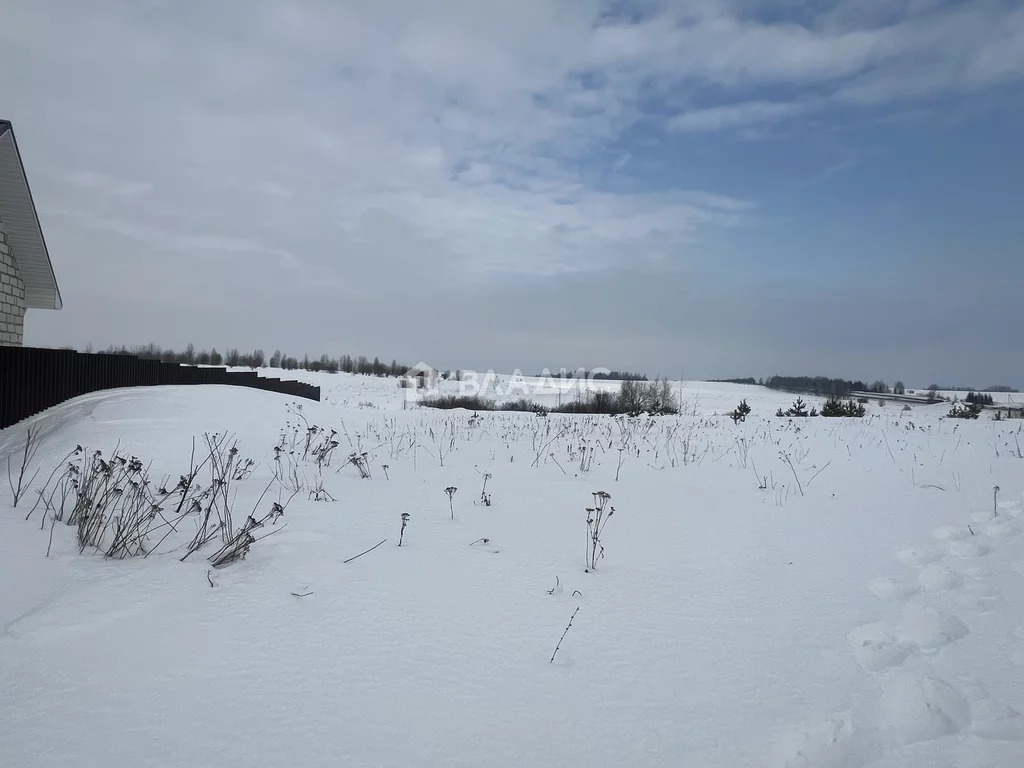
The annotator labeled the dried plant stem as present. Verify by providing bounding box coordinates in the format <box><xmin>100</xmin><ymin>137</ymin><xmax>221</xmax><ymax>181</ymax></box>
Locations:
<box><xmin>806</xmin><ymin>461</ymin><xmax>832</xmax><ymax>487</ymax></box>
<box><xmin>7</xmin><ymin>425</ymin><xmax>42</xmax><ymax>508</ymax></box>
<box><xmin>26</xmin><ymin>447</ymin><xmax>77</xmax><ymax>521</ymax></box>
<box><xmin>343</xmin><ymin>538</ymin><xmax>387</xmax><ymax>564</ymax></box>
<box><xmin>550</xmin><ymin>606</ymin><xmax>580</xmax><ymax>663</ymax></box>
<box><xmin>46</xmin><ymin>516</ymin><xmax>57</xmax><ymax>557</ymax></box>
<box><xmin>780</xmin><ymin>453</ymin><xmax>804</xmax><ymax>497</ymax></box>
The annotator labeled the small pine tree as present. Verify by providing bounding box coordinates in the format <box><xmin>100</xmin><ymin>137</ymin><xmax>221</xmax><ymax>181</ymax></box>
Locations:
<box><xmin>731</xmin><ymin>399</ymin><xmax>751</xmax><ymax>423</ymax></box>
<box><xmin>948</xmin><ymin>402</ymin><xmax>982</xmax><ymax>419</ymax></box>
<box><xmin>821</xmin><ymin>396</ymin><xmax>845</xmax><ymax>417</ymax></box>
<box><xmin>821</xmin><ymin>396</ymin><xmax>866</xmax><ymax>417</ymax></box>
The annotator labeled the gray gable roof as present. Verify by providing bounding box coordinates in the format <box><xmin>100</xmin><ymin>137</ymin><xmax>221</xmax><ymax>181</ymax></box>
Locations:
<box><xmin>0</xmin><ymin>120</ymin><xmax>62</xmax><ymax>310</ymax></box>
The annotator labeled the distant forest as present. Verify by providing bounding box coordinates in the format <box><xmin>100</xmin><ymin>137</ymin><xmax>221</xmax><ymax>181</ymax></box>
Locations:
<box><xmin>926</xmin><ymin>384</ymin><xmax>1019</xmax><ymax>393</ymax></box>
<box><xmin>716</xmin><ymin>376</ymin><xmax>1018</xmax><ymax>395</ymax></box>
<box><xmin>540</xmin><ymin>369</ymin><xmax>649</xmax><ymax>381</ymax></box>
<box><xmin>98</xmin><ymin>343</ymin><xmax>412</xmax><ymax>376</ymax></box>
<box><xmin>715</xmin><ymin>376</ymin><xmax>897</xmax><ymax>396</ymax></box>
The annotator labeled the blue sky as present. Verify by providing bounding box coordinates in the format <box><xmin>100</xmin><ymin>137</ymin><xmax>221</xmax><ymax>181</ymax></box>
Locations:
<box><xmin>1</xmin><ymin>0</ymin><xmax>1022</xmax><ymax>386</ymax></box>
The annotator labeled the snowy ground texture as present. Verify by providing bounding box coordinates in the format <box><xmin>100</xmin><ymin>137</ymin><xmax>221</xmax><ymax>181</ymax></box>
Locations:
<box><xmin>2</xmin><ymin>375</ymin><xmax>1024</xmax><ymax>767</ymax></box>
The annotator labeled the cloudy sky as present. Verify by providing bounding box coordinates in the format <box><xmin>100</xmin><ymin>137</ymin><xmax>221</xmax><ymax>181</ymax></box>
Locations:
<box><xmin>2</xmin><ymin>0</ymin><xmax>1022</xmax><ymax>386</ymax></box>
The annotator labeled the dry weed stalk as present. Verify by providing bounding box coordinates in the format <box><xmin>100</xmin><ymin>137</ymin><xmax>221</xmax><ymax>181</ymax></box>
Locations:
<box><xmin>6</xmin><ymin>425</ymin><xmax>42</xmax><ymax>508</ymax></box>
<box><xmin>585</xmin><ymin>491</ymin><xmax>614</xmax><ymax>572</ymax></box>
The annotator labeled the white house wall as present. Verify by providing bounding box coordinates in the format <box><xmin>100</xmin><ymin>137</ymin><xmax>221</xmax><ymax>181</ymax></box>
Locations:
<box><xmin>0</xmin><ymin>217</ymin><xmax>26</xmax><ymax>345</ymax></box>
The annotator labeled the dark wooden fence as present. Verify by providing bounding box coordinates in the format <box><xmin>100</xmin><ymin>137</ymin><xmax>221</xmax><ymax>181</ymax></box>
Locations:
<box><xmin>0</xmin><ymin>346</ymin><xmax>320</xmax><ymax>430</ymax></box>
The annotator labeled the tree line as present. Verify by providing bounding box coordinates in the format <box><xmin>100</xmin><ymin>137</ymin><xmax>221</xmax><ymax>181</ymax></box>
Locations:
<box><xmin>927</xmin><ymin>384</ymin><xmax>1018</xmax><ymax>394</ymax></box>
<box><xmin>539</xmin><ymin>369</ymin><xmax>649</xmax><ymax>381</ymax></box>
<box><xmin>715</xmin><ymin>375</ymin><xmax>901</xmax><ymax>396</ymax></box>
<box><xmin>724</xmin><ymin>375</ymin><xmax>1016</xmax><ymax>397</ymax></box>
<box><xmin>764</xmin><ymin>375</ymin><xmax>898</xmax><ymax>396</ymax></box>
<box><xmin>98</xmin><ymin>343</ymin><xmax>412</xmax><ymax>376</ymax></box>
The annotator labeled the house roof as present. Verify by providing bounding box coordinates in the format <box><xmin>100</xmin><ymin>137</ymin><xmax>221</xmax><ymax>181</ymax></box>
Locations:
<box><xmin>0</xmin><ymin>120</ymin><xmax>62</xmax><ymax>310</ymax></box>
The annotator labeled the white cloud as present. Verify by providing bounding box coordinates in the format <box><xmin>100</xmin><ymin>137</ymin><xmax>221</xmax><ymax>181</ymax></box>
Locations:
<box><xmin>669</xmin><ymin>100</ymin><xmax>813</xmax><ymax>132</ymax></box>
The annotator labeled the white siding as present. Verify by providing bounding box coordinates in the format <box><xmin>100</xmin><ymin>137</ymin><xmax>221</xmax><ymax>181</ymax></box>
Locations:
<box><xmin>0</xmin><ymin>128</ymin><xmax>61</xmax><ymax>310</ymax></box>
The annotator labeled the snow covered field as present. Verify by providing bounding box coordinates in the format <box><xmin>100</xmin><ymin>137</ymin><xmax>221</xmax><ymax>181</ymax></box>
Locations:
<box><xmin>2</xmin><ymin>376</ymin><xmax>1024</xmax><ymax>767</ymax></box>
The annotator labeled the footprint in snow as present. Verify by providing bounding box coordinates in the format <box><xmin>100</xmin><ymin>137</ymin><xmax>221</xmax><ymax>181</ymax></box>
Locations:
<box><xmin>917</xmin><ymin>564</ymin><xmax>963</xmax><ymax>592</ymax></box>
<box><xmin>848</xmin><ymin>623</ymin><xmax>915</xmax><ymax>672</ymax></box>
<box><xmin>932</xmin><ymin>525</ymin><xmax>973</xmax><ymax>542</ymax></box>
<box><xmin>947</xmin><ymin>539</ymin><xmax>991</xmax><ymax>559</ymax></box>
<box><xmin>868</xmin><ymin>576</ymin><xmax>921</xmax><ymax>603</ymax></box>
<box><xmin>847</xmin><ymin>606</ymin><xmax>968</xmax><ymax>671</ymax></box>
<box><xmin>877</xmin><ymin>674</ymin><xmax>971</xmax><ymax>747</ymax></box>
<box><xmin>897</xmin><ymin>605</ymin><xmax>969</xmax><ymax>651</ymax></box>
<box><xmin>896</xmin><ymin>546</ymin><xmax>944</xmax><ymax>567</ymax></box>
<box><xmin>959</xmin><ymin>680</ymin><xmax>1024</xmax><ymax>742</ymax></box>
<box><xmin>772</xmin><ymin>712</ymin><xmax>877</xmax><ymax>768</ymax></box>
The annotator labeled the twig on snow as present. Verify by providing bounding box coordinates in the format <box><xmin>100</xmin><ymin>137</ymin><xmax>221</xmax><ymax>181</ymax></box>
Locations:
<box><xmin>806</xmin><ymin>461</ymin><xmax>832</xmax><ymax>487</ymax></box>
<box><xmin>550</xmin><ymin>606</ymin><xmax>580</xmax><ymax>663</ymax></box>
<box><xmin>343</xmin><ymin>538</ymin><xmax>387</xmax><ymax>564</ymax></box>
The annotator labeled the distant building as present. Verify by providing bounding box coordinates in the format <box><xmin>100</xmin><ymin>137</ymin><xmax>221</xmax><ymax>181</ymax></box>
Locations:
<box><xmin>403</xmin><ymin>361</ymin><xmax>440</xmax><ymax>390</ymax></box>
<box><xmin>0</xmin><ymin>120</ymin><xmax>62</xmax><ymax>346</ymax></box>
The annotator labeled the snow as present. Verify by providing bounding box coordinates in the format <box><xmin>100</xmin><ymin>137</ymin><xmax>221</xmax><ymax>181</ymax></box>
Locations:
<box><xmin>1</xmin><ymin>378</ymin><xmax>1023</xmax><ymax>767</ymax></box>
